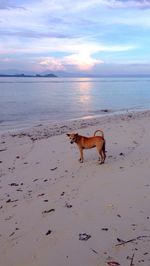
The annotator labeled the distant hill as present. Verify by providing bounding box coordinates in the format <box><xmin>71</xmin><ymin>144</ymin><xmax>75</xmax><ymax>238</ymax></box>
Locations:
<box><xmin>1</xmin><ymin>68</ymin><xmax>150</xmax><ymax>78</ymax></box>
<box><xmin>0</xmin><ymin>73</ymin><xmax>57</xmax><ymax>78</ymax></box>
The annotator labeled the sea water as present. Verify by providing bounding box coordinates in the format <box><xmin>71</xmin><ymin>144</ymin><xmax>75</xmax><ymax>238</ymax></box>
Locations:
<box><xmin>0</xmin><ymin>77</ymin><xmax>150</xmax><ymax>131</ymax></box>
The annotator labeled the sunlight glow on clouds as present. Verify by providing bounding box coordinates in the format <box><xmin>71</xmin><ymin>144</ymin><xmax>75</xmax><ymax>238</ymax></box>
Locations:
<box><xmin>32</xmin><ymin>42</ymin><xmax>135</xmax><ymax>71</ymax></box>
<box><xmin>0</xmin><ymin>0</ymin><xmax>150</xmax><ymax>75</ymax></box>
<box><xmin>64</xmin><ymin>53</ymin><xmax>102</xmax><ymax>71</ymax></box>
<box><xmin>39</xmin><ymin>57</ymin><xmax>66</xmax><ymax>71</ymax></box>
<box><xmin>40</xmin><ymin>53</ymin><xmax>103</xmax><ymax>72</ymax></box>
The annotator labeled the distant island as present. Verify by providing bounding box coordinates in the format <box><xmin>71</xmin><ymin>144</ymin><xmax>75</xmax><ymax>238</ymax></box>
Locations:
<box><xmin>0</xmin><ymin>73</ymin><xmax>57</xmax><ymax>77</ymax></box>
<box><xmin>1</xmin><ymin>71</ymin><xmax>150</xmax><ymax>78</ymax></box>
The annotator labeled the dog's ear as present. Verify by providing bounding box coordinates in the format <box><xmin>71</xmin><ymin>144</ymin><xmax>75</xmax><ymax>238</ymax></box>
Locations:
<box><xmin>75</xmin><ymin>133</ymin><xmax>78</xmax><ymax>137</ymax></box>
<box><xmin>66</xmin><ymin>133</ymin><xmax>70</xmax><ymax>137</ymax></box>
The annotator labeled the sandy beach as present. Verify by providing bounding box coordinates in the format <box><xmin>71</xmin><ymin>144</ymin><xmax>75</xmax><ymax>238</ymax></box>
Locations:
<box><xmin>0</xmin><ymin>110</ymin><xmax>150</xmax><ymax>266</ymax></box>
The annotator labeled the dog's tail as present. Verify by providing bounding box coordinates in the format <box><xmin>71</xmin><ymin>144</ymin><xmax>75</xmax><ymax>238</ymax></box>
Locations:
<box><xmin>94</xmin><ymin>129</ymin><xmax>104</xmax><ymax>138</ymax></box>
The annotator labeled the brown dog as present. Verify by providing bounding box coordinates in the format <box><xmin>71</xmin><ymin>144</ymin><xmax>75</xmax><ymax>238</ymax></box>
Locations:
<box><xmin>67</xmin><ymin>130</ymin><xmax>106</xmax><ymax>164</ymax></box>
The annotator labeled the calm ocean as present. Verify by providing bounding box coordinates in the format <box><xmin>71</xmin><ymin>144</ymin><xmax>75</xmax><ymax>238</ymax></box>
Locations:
<box><xmin>0</xmin><ymin>77</ymin><xmax>150</xmax><ymax>131</ymax></box>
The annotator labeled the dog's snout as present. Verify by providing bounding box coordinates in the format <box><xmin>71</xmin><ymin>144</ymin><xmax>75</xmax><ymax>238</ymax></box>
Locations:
<box><xmin>70</xmin><ymin>140</ymin><xmax>74</xmax><ymax>144</ymax></box>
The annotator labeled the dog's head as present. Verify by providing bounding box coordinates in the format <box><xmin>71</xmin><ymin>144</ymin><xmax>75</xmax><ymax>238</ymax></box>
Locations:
<box><xmin>66</xmin><ymin>133</ymin><xmax>78</xmax><ymax>144</ymax></box>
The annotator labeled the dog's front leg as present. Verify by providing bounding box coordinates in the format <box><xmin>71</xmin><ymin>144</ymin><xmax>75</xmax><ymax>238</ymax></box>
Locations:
<box><xmin>78</xmin><ymin>147</ymin><xmax>83</xmax><ymax>163</ymax></box>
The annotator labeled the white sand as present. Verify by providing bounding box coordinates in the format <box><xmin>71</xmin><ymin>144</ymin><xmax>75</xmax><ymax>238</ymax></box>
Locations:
<box><xmin>0</xmin><ymin>111</ymin><xmax>150</xmax><ymax>266</ymax></box>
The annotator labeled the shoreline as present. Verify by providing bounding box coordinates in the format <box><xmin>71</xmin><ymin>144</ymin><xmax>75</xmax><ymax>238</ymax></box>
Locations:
<box><xmin>0</xmin><ymin>108</ymin><xmax>150</xmax><ymax>265</ymax></box>
<box><xmin>0</xmin><ymin>106</ymin><xmax>149</xmax><ymax>135</ymax></box>
<box><xmin>1</xmin><ymin>109</ymin><xmax>150</xmax><ymax>141</ymax></box>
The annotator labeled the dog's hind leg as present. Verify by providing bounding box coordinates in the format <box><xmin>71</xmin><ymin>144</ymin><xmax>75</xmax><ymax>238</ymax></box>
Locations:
<box><xmin>102</xmin><ymin>142</ymin><xmax>106</xmax><ymax>163</ymax></box>
<box><xmin>96</xmin><ymin>146</ymin><xmax>103</xmax><ymax>164</ymax></box>
<box><xmin>97</xmin><ymin>143</ymin><xmax>105</xmax><ymax>164</ymax></box>
<box><xmin>99</xmin><ymin>150</ymin><xmax>104</xmax><ymax>164</ymax></box>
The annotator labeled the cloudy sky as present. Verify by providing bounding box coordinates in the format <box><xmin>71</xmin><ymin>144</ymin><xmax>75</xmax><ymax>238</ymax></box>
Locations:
<box><xmin>1</xmin><ymin>0</ymin><xmax>150</xmax><ymax>75</ymax></box>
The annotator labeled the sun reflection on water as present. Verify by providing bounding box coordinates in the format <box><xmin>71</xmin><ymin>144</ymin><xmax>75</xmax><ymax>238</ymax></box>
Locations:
<box><xmin>78</xmin><ymin>78</ymin><xmax>92</xmax><ymax>105</ymax></box>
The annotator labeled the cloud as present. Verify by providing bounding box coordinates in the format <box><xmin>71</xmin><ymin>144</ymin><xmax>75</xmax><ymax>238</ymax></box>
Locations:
<box><xmin>0</xmin><ymin>34</ymin><xmax>135</xmax><ymax>56</ymax></box>
<box><xmin>88</xmin><ymin>0</ymin><xmax>150</xmax><ymax>9</ymax></box>
<box><xmin>39</xmin><ymin>57</ymin><xmax>66</xmax><ymax>71</ymax></box>
<box><xmin>38</xmin><ymin>41</ymin><xmax>135</xmax><ymax>71</ymax></box>
<box><xmin>41</xmin><ymin>0</ymin><xmax>150</xmax><ymax>11</ymax></box>
<box><xmin>0</xmin><ymin>0</ymin><xmax>41</xmax><ymax>9</ymax></box>
<box><xmin>0</xmin><ymin>0</ymin><xmax>26</xmax><ymax>9</ymax></box>
<box><xmin>63</xmin><ymin>53</ymin><xmax>102</xmax><ymax>71</ymax></box>
<box><xmin>0</xmin><ymin>29</ymin><xmax>71</xmax><ymax>39</ymax></box>
<box><xmin>72</xmin><ymin>0</ymin><xmax>150</xmax><ymax>10</ymax></box>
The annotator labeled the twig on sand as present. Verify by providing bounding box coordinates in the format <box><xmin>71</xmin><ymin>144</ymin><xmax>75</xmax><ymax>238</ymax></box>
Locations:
<box><xmin>116</xmin><ymin>238</ymin><xmax>135</xmax><ymax>246</ymax></box>
<box><xmin>115</xmin><ymin>235</ymin><xmax>150</xmax><ymax>246</ymax></box>
<box><xmin>130</xmin><ymin>253</ymin><xmax>135</xmax><ymax>266</ymax></box>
